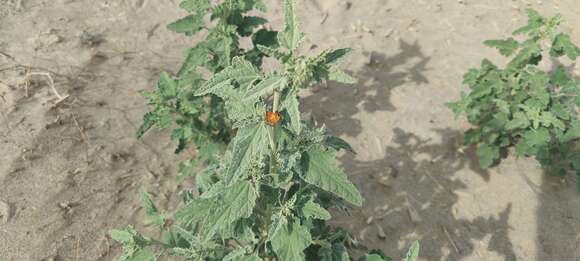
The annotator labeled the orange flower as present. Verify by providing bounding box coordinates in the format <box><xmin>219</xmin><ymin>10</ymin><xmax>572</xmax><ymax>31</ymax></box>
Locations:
<box><xmin>265</xmin><ymin>111</ymin><xmax>281</xmax><ymax>126</ymax></box>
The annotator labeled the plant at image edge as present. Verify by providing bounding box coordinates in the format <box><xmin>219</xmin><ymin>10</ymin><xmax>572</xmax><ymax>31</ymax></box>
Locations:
<box><xmin>447</xmin><ymin>9</ymin><xmax>580</xmax><ymax>186</ymax></box>
<box><xmin>112</xmin><ymin>0</ymin><xmax>420</xmax><ymax>260</ymax></box>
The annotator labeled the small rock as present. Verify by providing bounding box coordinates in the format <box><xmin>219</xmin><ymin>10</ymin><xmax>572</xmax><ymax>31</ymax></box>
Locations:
<box><xmin>0</xmin><ymin>200</ymin><xmax>11</xmax><ymax>224</ymax></box>
<box><xmin>376</xmin><ymin>224</ymin><xmax>386</xmax><ymax>239</ymax></box>
<box><xmin>407</xmin><ymin>206</ymin><xmax>422</xmax><ymax>224</ymax></box>
<box><xmin>58</xmin><ymin>201</ymin><xmax>71</xmax><ymax>210</ymax></box>
<box><xmin>80</xmin><ymin>31</ymin><xmax>104</xmax><ymax>46</ymax></box>
<box><xmin>366</xmin><ymin>215</ymin><xmax>374</xmax><ymax>224</ymax></box>
<box><xmin>359</xmin><ymin>226</ymin><xmax>368</xmax><ymax>241</ymax></box>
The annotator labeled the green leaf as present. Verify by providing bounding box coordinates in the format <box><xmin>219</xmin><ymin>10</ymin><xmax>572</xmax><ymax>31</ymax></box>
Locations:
<box><xmin>318</xmin><ymin>243</ymin><xmax>350</xmax><ymax>261</ymax></box>
<box><xmin>281</xmin><ymin>90</ymin><xmax>301</xmax><ymax>134</ymax></box>
<box><xmin>359</xmin><ymin>254</ymin><xmax>386</xmax><ymax>261</ymax></box>
<box><xmin>506</xmin><ymin>112</ymin><xmax>530</xmax><ymax>130</ymax></box>
<box><xmin>551</xmin><ymin>33</ymin><xmax>580</xmax><ymax>60</ymax></box>
<box><xmin>513</xmin><ymin>9</ymin><xmax>545</xmax><ymax>36</ymax></box>
<box><xmin>271</xmin><ymin>221</ymin><xmax>312</xmax><ymax>261</ymax></box>
<box><xmin>522</xmin><ymin>128</ymin><xmax>551</xmax><ymax>147</ymax></box>
<box><xmin>268</xmin><ymin>212</ymin><xmax>288</xmax><ymax>240</ymax></box>
<box><xmin>167</xmin><ymin>14</ymin><xmax>204</xmax><ymax>35</ymax></box>
<box><xmin>301</xmin><ymin>198</ymin><xmax>331</xmax><ymax>220</ymax></box>
<box><xmin>402</xmin><ymin>241</ymin><xmax>421</xmax><ymax>261</ymax></box>
<box><xmin>179</xmin><ymin>0</ymin><xmax>210</xmax><ymax>13</ymax></box>
<box><xmin>225</xmin><ymin>122</ymin><xmax>270</xmax><ymax>183</ymax></box>
<box><xmin>127</xmin><ymin>249</ymin><xmax>156</xmax><ymax>261</ymax></box>
<box><xmin>303</xmin><ymin>147</ymin><xmax>363</xmax><ymax>206</ymax></box>
<box><xmin>507</xmin><ymin>40</ymin><xmax>542</xmax><ymax>69</ymax></box>
<box><xmin>328</xmin><ymin>68</ymin><xmax>357</xmax><ymax>84</ymax></box>
<box><xmin>550</xmin><ymin>67</ymin><xmax>573</xmax><ymax>86</ymax></box>
<box><xmin>196</xmin><ymin>57</ymin><xmax>261</xmax><ymax>97</ymax></box>
<box><xmin>243</xmin><ymin>75</ymin><xmax>287</xmax><ymax>102</ymax></box>
<box><xmin>324</xmin><ymin>48</ymin><xmax>352</xmax><ymax>64</ymax></box>
<box><xmin>477</xmin><ymin>144</ymin><xmax>500</xmax><ymax>168</ymax></box>
<box><xmin>325</xmin><ymin>135</ymin><xmax>355</xmax><ymax>153</ymax></box>
<box><xmin>177</xmin><ymin>46</ymin><xmax>209</xmax><ymax>77</ymax></box>
<box><xmin>257</xmin><ymin>44</ymin><xmax>290</xmax><ymax>60</ymax></box>
<box><xmin>561</xmin><ymin>120</ymin><xmax>580</xmax><ymax>142</ymax></box>
<box><xmin>110</xmin><ymin>229</ymin><xmax>133</xmax><ymax>243</ymax></box>
<box><xmin>278</xmin><ymin>0</ymin><xmax>304</xmax><ymax>51</ymax></box>
<box><xmin>139</xmin><ymin>188</ymin><xmax>164</xmax><ymax>227</ymax></box>
<box><xmin>484</xmin><ymin>38</ymin><xmax>519</xmax><ymax>56</ymax></box>
<box><xmin>203</xmin><ymin>181</ymin><xmax>258</xmax><ymax>238</ymax></box>
<box><xmin>137</xmin><ymin>112</ymin><xmax>158</xmax><ymax>138</ymax></box>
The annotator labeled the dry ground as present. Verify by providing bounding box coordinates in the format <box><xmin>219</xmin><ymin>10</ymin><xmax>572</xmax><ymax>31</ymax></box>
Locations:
<box><xmin>1</xmin><ymin>0</ymin><xmax>579</xmax><ymax>260</ymax></box>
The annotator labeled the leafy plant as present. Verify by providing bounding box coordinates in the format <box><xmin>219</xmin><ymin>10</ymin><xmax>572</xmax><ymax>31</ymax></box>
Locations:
<box><xmin>447</xmin><ymin>9</ymin><xmax>580</xmax><ymax>184</ymax></box>
<box><xmin>113</xmin><ymin>0</ymin><xmax>420</xmax><ymax>260</ymax></box>
<box><xmin>137</xmin><ymin>0</ymin><xmax>279</xmax><ymax>173</ymax></box>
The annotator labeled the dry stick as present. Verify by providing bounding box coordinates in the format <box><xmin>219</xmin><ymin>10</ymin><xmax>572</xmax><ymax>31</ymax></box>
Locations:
<box><xmin>442</xmin><ymin>225</ymin><xmax>460</xmax><ymax>254</ymax></box>
<box><xmin>71</xmin><ymin>113</ymin><xmax>92</xmax><ymax>166</ymax></box>
<box><xmin>26</xmin><ymin>72</ymin><xmax>69</xmax><ymax>101</ymax></box>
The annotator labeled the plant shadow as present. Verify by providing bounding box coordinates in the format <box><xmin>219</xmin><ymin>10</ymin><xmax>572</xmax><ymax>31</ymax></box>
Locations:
<box><xmin>300</xmin><ymin>39</ymin><xmax>516</xmax><ymax>260</ymax></box>
<box><xmin>335</xmin><ymin>128</ymin><xmax>515</xmax><ymax>261</ymax></box>
<box><xmin>301</xmin><ymin>39</ymin><xmax>430</xmax><ymax>138</ymax></box>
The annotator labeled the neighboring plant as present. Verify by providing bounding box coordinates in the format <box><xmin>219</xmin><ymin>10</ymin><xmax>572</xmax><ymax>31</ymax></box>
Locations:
<box><xmin>447</xmin><ymin>9</ymin><xmax>580</xmax><ymax>182</ymax></box>
<box><xmin>112</xmin><ymin>0</ymin><xmax>420</xmax><ymax>260</ymax></box>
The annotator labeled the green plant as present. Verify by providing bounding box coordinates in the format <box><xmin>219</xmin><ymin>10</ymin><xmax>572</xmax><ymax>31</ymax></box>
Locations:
<box><xmin>447</xmin><ymin>9</ymin><xmax>580</xmax><ymax>183</ymax></box>
<box><xmin>137</xmin><ymin>0</ymin><xmax>279</xmax><ymax>173</ymax></box>
<box><xmin>112</xmin><ymin>0</ymin><xmax>420</xmax><ymax>260</ymax></box>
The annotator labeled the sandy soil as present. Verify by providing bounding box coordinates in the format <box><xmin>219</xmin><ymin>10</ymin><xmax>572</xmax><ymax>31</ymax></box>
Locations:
<box><xmin>1</xmin><ymin>0</ymin><xmax>579</xmax><ymax>260</ymax></box>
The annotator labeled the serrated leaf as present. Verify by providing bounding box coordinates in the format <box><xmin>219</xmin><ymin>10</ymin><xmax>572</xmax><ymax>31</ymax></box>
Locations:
<box><xmin>110</xmin><ymin>229</ymin><xmax>133</xmax><ymax>243</ymax></box>
<box><xmin>196</xmin><ymin>57</ymin><xmax>261</xmax><ymax>96</ymax></box>
<box><xmin>168</xmin><ymin>14</ymin><xmax>204</xmax><ymax>35</ymax></box>
<box><xmin>139</xmin><ymin>188</ymin><xmax>164</xmax><ymax>227</ymax></box>
<box><xmin>225</xmin><ymin>122</ymin><xmax>270</xmax><ymax>183</ymax></box>
<box><xmin>278</xmin><ymin>0</ymin><xmax>304</xmax><ymax>51</ymax></box>
<box><xmin>268</xmin><ymin>212</ymin><xmax>288</xmax><ymax>241</ymax></box>
<box><xmin>137</xmin><ymin>112</ymin><xmax>158</xmax><ymax>138</ymax></box>
<box><xmin>506</xmin><ymin>111</ymin><xmax>530</xmax><ymax>130</ymax></box>
<box><xmin>281</xmin><ymin>90</ymin><xmax>301</xmax><ymax>134</ymax></box>
<box><xmin>484</xmin><ymin>38</ymin><xmax>519</xmax><ymax>57</ymax></box>
<box><xmin>303</xmin><ymin>147</ymin><xmax>363</xmax><ymax>206</ymax></box>
<box><xmin>562</xmin><ymin>120</ymin><xmax>580</xmax><ymax>142</ymax></box>
<box><xmin>257</xmin><ymin>44</ymin><xmax>289</xmax><ymax>60</ymax></box>
<box><xmin>271</xmin><ymin>221</ymin><xmax>312</xmax><ymax>261</ymax></box>
<box><xmin>507</xmin><ymin>40</ymin><xmax>542</xmax><ymax>69</ymax></box>
<box><xmin>523</xmin><ymin>128</ymin><xmax>551</xmax><ymax>147</ymax></box>
<box><xmin>301</xmin><ymin>199</ymin><xmax>331</xmax><ymax>220</ymax></box>
<box><xmin>402</xmin><ymin>241</ymin><xmax>420</xmax><ymax>261</ymax></box>
<box><xmin>243</xmin><ymin>75</ymin><xmax>287</xmax><ymax>102</ymax></box>
<box><xmin>513</xmin><ymin>9</ymin><xmax>545</xmax><ymax>36</ymax></box>
<box><xmin>325</xmin><ymin>135</ymin><xmax>355</xmax><ymax>153</ymax></box>
<box><xmin>179</xmin><ymin>0</ymin><xmax>210</xmax><ymax>13</ymax></box>
<box><xmin>324</xmin><ymin>48</ymin><xmax>352</xmax><ymax>64</ymax></box>
<box><xmin>177</xmin><ymin>46</ymin><xmax>209</xmax><ymax>77</ymax></box>
<box><xmin>550</xmin><ymin>67</ymin><xmax>572</xmax><ymax>86</ymax></box>
<box><xmin>318</xmin><ymin>243</ymin><xmax>350</xmax><ymax>261</ymax></box>
<box><xmin>551</xmin><ymin>33</ymin><xmax>580</xmax><ymax>60</ymax></box>
<box><xmin>328</xmin><ymin>68</ymin><xmax>357</xmax><ymax>84</ymax></box>
<box><xmin>477</xmin><ymin>144</ymin><xmax>500</xmax><ymax>168</ymax></box>
<box><xmin>203</xmin><ymin>181</ymin><xmax>258</xmax><ymax>238</ymax></box>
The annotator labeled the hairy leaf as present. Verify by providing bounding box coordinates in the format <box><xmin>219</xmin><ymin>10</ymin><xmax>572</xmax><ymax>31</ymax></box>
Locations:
<box><xmin>139</xmin><ymin>188</ymin><xmax>164</xmax><ymax>227</ymax></box>
<box><xmin>278</xmin><ymin>0</ymin><xmax>304</xmax><ymax>51</ymax></box>
<box><xmin>303</xmin><ymin>147</ymin><xmax>363</xmax><ymax>206</ymax></box>
<box><xmin>484</xmin><ymin>38</ymin><xmax>520</xmax><ymax>57</ymax></box>
<box><xmin>271</xmin><ymin>221</ymin><xmax>312</xmax><ymax>261</ymax></box>
<box><xmin>168</xmin><ymin>14</ymin><xmax>204</xmax><ymax>35</ymax></box>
